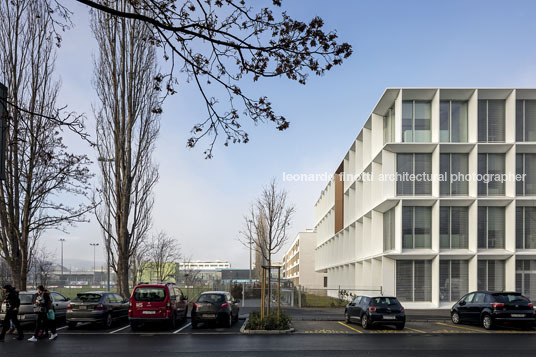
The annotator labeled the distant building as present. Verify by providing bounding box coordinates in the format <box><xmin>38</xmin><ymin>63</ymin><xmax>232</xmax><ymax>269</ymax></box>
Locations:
<box><xmin>282</xmin><ymin>231</ymin><xmax>326</xmax><ymax>289</ymax></box>
<box><xmin>179</xmin><ymin>260</ymin><xmax>230</xmax><ymax>270</ymax></box>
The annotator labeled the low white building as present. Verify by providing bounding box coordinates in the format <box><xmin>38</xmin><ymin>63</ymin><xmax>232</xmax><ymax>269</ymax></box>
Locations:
<box><xmin>315</xmin><ymin>88</ymin><xmax>536</xmax><ymax>308</ymax></box>
<box><xmin>179</xmin><ymin>260</ymin><xmax>231</xmax><ymax>270</ymax></box>
<box><xmin>283</xmin><ymin>230</ymin><xmax>327</xmax><ymax>289</ymax></box>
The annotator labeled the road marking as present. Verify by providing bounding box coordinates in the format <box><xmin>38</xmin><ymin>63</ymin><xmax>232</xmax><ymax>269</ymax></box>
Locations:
<box><xmin>337</xmin><ymin>321</ymin><xmax>363</xmax><ymax>334</ymax></box>
<box><xmin>173</xmin><ymin>322</ymin><xmax>191</xmax><ymax>334</ymax></box>
<box><xmin>405</xmin><ymin>327</ymin><xmax>426</xmax><ymax>333</ymax></box>
<box><xmin>435</xmin><ymin>322</ymin><xmax>488</xmax><ymax>333</ymax></box>
<box><xmin>56</xmin><ymin>326</ymin><xmax>69</xmax><ymax>331</ymax></box>
<box><xmin>110</xmin><ymin>325</ymin><xmax>130</xmax><ymax>334</ymax></box>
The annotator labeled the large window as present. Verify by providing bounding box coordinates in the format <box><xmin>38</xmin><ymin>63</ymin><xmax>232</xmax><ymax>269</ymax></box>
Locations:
<box><xmin>516</xmin><ymin>154</ymin><xmax>536</xmax><ymax>195</ymax></box>
<box><xmin>396</xmin><ymin>260</ymin><xmax>432</xmax><ymax>302</ymax></box>
<box><xmin>516</xmin><ymin>260</ymin><xmax>536</xmax><ymax>302</ymax></box>
<box><xmin>478</xmin><ymin>99</ymin><xmax>505</xmax><ymax>142</ymax></box>
<box><xmin>440</xmin><ymin>153</ymin><xmax>469</xmax><ymax>196</ymax></box>
<box><xmin>478</xmin><ymin>260</ymin><xmax>505</xmax><ymax>291</ymax></box>
<box><xmin>440</xmin><ymin>206</ymin><xmax>469</xmax><ymax>249</ymax></box>
<box><xmin>478</xmin><ymin>206</ymin><xmax>505</xmax><ymax>249</ymax></box>
<box><xmin>516</xmin><ymin>207</ymin><xmax>536</xmax><ymax>249</ymax></box>
<box><xmin>383</xmin><ymin>208</ymin><xmax>396</xmax><ymax>251</ymax></box>
<box><xmin>402</xmin><ymin>206</ymin><xmax>431</xmax><ymax>249</ymax></box>
<box><xmin>402</xmin><ymin>101</ymin><xmax>431</xmax><ymax>142</ymax></box>
<box><xmin>516</xmin><ymin>100</ymin><xmax>536</xmax><ymax>142</ymax></box>
<box><xmin>440</xmin><ymin>260</ymin><xmax>469</xmax><ymax>302</ymax></box>
<box><xmin>440</xmin><ymin>101</ymin><xmax>468</xmax><ymax>142</ymax></box>
<box><xmin>478</xmin><ymin>153</ymin><xmax>505</xmax><ymax>196</ymax></box>
<box><xmin>384</xmin><ymin>105</ymin><xmax>395</xmax><ymax>144</ymax></box>
<box><xmin>397</xmin><ymin>153</ymin><xmax>432</xmax><ymax>195</ymax></box>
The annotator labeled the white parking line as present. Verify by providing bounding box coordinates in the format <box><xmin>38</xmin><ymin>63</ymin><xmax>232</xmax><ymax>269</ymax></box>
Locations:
<box><xmin>173</xmin><ymin>322</ymin><xmax>191</xmax><ymax>334</ymax></box>
<box><xmin>109</xmin><ymin>325</ymin><xmax>131</xmax><ymax>334</ymax></box>
<box><xmin>56</xmin><ymin>326</ymin><xmax>69</xmax><ymax>331</ymax></box>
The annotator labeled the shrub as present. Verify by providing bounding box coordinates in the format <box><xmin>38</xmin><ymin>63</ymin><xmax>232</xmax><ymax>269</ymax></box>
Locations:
<box><xmin>245</xmin><ymin>310</ymin><xmax>291</xmax><ymax>330</ymax></box>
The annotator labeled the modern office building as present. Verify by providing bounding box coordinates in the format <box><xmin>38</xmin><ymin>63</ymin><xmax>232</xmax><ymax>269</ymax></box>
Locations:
<box><xmin>314</xmin><ymin>88</ymin><xmax>536</xmax><ymax>308</ymax></box>
<box><xmin>282</xmin><ymin>230</ymin><xmax>327</xmax><ymax>289</ymax></box>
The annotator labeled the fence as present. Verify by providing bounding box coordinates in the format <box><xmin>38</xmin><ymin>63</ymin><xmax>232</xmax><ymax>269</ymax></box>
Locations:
<box><xmin>296</xmin><ymin>287</ymin><xmax>383</xmax><ymax>308</ymax></box>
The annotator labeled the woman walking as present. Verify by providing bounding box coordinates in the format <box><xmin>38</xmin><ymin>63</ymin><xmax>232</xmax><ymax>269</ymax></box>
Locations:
<box><xmin>28</xmin><ymin>285</ymin><xmax>57</xmax><ymax>342</ymax></box>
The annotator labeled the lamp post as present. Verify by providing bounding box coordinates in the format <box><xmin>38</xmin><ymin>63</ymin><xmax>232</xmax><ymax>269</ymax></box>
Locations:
<box><xmin>59</xmin><ymin>238</ymin><xmax>66</xmax><ymax>284</ymax></box>
<box><xmin>90</xmin><ymin>243</ymin><xmax>99</xmax><ymax>286</ymax></box>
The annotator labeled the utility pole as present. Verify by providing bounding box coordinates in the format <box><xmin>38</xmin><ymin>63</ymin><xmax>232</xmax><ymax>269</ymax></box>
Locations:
<box><xmin>90</xmin><ymin>243</ymin><xmax>99</xmax><ymax>286</ymax></box>
<box><xmin>59</xmin><ymin>238</ymin><xmax>65</xmax><ymax>281</ymax></box>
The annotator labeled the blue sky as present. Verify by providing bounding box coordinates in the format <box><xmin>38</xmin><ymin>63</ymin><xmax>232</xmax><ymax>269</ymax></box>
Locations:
<box><xmin>45</xmin><ymin>0</ymin><xmax>536</xmax><ymax>268</ymax></box>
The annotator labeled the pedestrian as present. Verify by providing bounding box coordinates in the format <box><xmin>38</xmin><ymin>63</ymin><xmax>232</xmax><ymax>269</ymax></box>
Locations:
<box><xmin>28</xmin><ymin>285</ymin><xmax>57</xmax><ymax>342</ymax></box>
<box><xmin>0</xmin><ymin>284</ymin><xmax>24</xmax><ymax>341</ymax></box>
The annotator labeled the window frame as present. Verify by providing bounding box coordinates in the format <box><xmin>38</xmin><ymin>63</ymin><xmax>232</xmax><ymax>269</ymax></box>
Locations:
<box><xmin>402</xmin><ymin>100</ymin><xmax>431</xmax><ymax>143</ymax></box>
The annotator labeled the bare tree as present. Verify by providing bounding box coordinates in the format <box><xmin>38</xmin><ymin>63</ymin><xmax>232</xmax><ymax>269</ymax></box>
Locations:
<box><xmin>240</xmin><ymin>178</ymin><xmax>294</xmax><ymax>309</ymax></box>
<box><xmin>130</xmin><ymin>240</ymin><xmax>150</xmax><ymax>286</ymax></box>
<box><xmin>146</xmin><ymin>231</ymin><xmax>181</xmax><ymax>283</ymax></box>
<box><xmin>0</xmin><ymin>0</ymin><xmax>93</xmax><ymax>290</ymax></box>
<box><xmin>92</xmin><ymin>0</ymin><xmax>161</xmax><ymax>297</ymax></box>
<box><xmin>29</xmin><ymin>247</ymin><xmax>56</xmax><ymax>287</ymax></box>
<box><xmin>35</xmin><ymin>0</ymin><xmax>352</xmax><ymax>158</ymax></box>
<box><xmin>181</xmin><ymin>256</ymin><xmax>204</xmax><ymax>288</ymax></box>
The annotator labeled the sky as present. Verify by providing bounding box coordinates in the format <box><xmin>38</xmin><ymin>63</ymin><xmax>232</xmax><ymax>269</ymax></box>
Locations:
<box><xmin>40</xmin><ymin>0</ymin><xmax>536</xmax><ymax>268</ymax></box>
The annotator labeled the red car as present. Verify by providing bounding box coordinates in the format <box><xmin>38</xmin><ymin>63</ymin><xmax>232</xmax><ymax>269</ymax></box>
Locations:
<box><xmin>128</xmin><ymin>283</ymin><xmax>188</xmax><ymax>330</ymax></box>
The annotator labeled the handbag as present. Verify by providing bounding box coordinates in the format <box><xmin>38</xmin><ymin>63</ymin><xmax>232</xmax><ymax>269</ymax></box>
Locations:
<box><xmin>47</xmin><ymin>309</ymin><xmax>55</xmax><ymax>321</ymax></box>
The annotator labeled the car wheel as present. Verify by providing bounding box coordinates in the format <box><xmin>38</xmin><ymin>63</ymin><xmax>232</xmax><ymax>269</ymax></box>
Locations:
<box><xmin>482</xmin><ymin>314</ymin><xmax>493</xmax><ymax>330</ymax></box>
<box><xmin>396</xmin><ymin>323</ymin><xmax>405</xmax><ymax>330</ymax></box>
<box><xmin>169</xmin><ymin>314</ymin><xmax>177</xmax><ymax>330</ymax></box>
<box><xmin>451</xmin><ymin>312</ymin><xmax>460</xmax><ymax>325</ymax></box>
<box><xmin>226</xmin><ymin>313</ymin><xmax>233</xmax><ymax>328</ymax></box>
<box><xmin>191</xmin><ymin>321</ymin><xmax>198</xmax><ymax>329</ymax></box>
<box><xmin>361</xmin><ymin>314</ymin><xmax>369</xmax><ymax>329</ymax></box>
<box><xmin>67</xmin><ymin>322</ymin><xmax>77</xmax><ymax>329</ymax></box>
<box><xmin>105</xmin><ymin>313</ymin><xmax>113</xmax><ymax>329</ymax></box>
<box><xmin>130</xmin><ymin>322</ymin><xmax>139</xmax><ymax>331</ymax></box>
<box><xmin>344</xmin><ymin>311</ymin><xmax>350</xmax><ymax>323</ymax></box>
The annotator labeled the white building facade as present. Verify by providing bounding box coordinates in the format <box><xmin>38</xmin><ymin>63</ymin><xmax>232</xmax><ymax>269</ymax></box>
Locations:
<box><xmin>282</xmin><ymin>230</ymin><xmax>327</xmax><ymax>289</ymax></box>
<box><xmin>315</xmin><ymin>88</ymin><xmax>536</xmax><ymax>308</ymax></box>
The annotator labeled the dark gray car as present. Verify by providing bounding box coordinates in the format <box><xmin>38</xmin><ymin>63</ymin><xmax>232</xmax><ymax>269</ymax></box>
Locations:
<box><xmin>0</xmin><ymin>290</ymin><xmax>70</xmax><ymax>324</ymax></box>
<box><xmin>67</xmin><ymin>292</ymin><xmax>129</xmax><ymax>329</ymax></box>
<box><xmin>191</xmin><ymin>291</ymin><xmax>239</xmax><ymax>328</ymax></box>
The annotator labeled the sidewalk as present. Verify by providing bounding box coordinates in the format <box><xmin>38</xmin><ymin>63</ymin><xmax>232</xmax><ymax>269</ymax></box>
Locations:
<box><xmin>240</xmin><ymin>306</ymin><xmax>451</xmax><ymax>322</ymax></box>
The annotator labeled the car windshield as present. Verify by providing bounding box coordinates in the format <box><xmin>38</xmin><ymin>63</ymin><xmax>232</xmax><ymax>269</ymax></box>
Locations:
<box><xmin>370</xmin><ymin>297</ymin><xmax>400</xmax><ymax>306</ymax></box>
<box><xmin>73</xmin><ymin>293</ymin><xmax>102</xmax><ymax>303</ymax></box>
<box><xmin>19</xmin><ymin>293</ymin><xmax>36</xmax><ymax>304</ymax></box>
<box><xmin>493</xmin><ymin>294</ymin><xmax>529</xmax><ymax>303</ymax></box>
<box><xmin>197</xmin><ymin>294</ymin><xmax>225</xmax><ymax>304</ymax></box>
<box><xmin>133</xmin><ymin>288</ymin><xmax>166</xmax><ymax>302</ymax></box>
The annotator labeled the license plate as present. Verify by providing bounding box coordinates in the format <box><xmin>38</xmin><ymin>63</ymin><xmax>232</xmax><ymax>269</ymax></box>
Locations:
<box><xmin>19</xmin><ymin>315</ymin><xmax>25</xmax><ymax>320</ymax></box>
<box><xmin>511</xmin><ymin>314</ymin><xmax>525</xmax><ymax>318</ymax></box>
<box><xmin>142</xmin><ymin>310</ymin><xmax>156</xmax><ymax>315</ymax></box>
<box><xmin>79</xmin><ymin>306</ymin><xmax>87</xmax><ymax>310</ymax></box>
<box><xmin>383</xmin><ymin>315</ymin><xmax>396</xmax><ymax>320</ymax></box>
<box><xmin>203</xmin><ymin>314</ymin><xmax>216</xmax><ymax>318</ymax></box>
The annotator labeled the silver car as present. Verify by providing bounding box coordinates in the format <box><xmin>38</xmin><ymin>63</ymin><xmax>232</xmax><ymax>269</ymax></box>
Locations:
<box><xmin>0</xmin><ymin>290</ymin><xmax>70</xmax><ymax>324</ymax></box>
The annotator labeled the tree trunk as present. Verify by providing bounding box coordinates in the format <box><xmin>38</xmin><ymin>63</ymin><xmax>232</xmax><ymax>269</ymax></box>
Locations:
<box><xmin>267</xmin><ymin>255</ymin><xmax>271</xmax><ymax>311</ymax></box>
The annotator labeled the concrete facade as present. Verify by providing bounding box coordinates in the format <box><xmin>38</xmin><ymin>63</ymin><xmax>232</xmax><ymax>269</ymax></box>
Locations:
<box><xmin>283</xmin><ymin>231</ymin><xmax>327</xmax><ymax>289</ymax></box>
<box><xmin>314</xmin><ymin>88</ymin><xmax>536</xmax><ymax>308</ymax></box>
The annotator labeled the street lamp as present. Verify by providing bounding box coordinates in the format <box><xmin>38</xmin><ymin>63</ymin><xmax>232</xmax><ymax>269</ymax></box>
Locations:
<box><xmin>59</xmin><ymin>238</ymin><xmax>66</xmax><ymax>282</ymax></box>
<box><xmin>90</xmin><ymin>243</ymin><xmax>99</xmax><ymax>286</ymax></box>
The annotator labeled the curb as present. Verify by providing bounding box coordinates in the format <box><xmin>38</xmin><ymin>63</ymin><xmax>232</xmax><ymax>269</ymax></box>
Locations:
<box><xmin>240</xmin><ymin>318</ymin><xmax>295</xmax><ymax>335</ymax></box>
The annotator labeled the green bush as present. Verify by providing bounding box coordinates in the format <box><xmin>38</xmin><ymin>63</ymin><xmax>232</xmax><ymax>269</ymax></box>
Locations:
<box><xmin>245</xmin><ymin>310</ymin><xmax>291</xmax><ymax>331</ymax></box>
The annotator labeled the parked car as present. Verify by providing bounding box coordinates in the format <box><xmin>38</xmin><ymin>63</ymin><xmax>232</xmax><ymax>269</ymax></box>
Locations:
<box><xmin>0</xmin><ymin>290</ymin><xmax>70</xmax><ymax>324</ymax></box>
<box><xmin>344</xmin><ymin>295</ymin><xmax>405</xmax><ymax>330</ymax></box>
<box><xmin>128</xmin><ymin>283</ymin><xmax>188</xmax><ymax>330</ymax></box>
<box><xmin>66</xmin><ymin>291</ymin><xmax>129</xmax><ymax>329</ymax></box>
<box><xmin>191</xmin><ymin>291</ymin><xmax>240</xmax><ymax>329</ymax></box>
<box><xmin>451</xmin><ymin>291</ymin><xmax>535</xmax><ymax>330</ymax></box>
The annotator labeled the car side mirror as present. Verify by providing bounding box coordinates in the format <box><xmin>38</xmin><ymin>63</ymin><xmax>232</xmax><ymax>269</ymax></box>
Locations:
<box><xmin>459</xmin><ymin>300</ymin><xmax>466</xmax><ymax>306</ymax></box>
<box><xmin>349</xmin><ymin>303</ymin><xmax>355</xmax><ymax>306</ymax></box>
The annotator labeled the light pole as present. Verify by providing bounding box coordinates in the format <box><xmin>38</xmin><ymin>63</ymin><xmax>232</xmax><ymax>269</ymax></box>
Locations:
<box><xmin>98</xmin><ymin>156</ymin><xmax>114</xmax><ymax>292</ymax></box>
<box><xmin>59</xmin><ymin>238</ymin><xmax>66</xmax><ymax>284</ymax></box>
<box><xmin>90</xmin><ymin>243</ymin><xmax>99</xmax><ymax>286</ymax></box>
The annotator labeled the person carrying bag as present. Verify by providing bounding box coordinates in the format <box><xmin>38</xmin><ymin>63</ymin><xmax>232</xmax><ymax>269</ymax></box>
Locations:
<box><xmin>28</xmin><ymin>285</ymin><xmax>57</xmax><ymax>342</ymax></box>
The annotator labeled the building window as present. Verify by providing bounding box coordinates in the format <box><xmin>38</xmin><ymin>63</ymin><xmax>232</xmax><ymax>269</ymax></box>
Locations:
<box><xmin>516</xmin><ymin>100</ymin><xmax>536</xmax><ymax>142</ymax></box>
<box><xmin>478</xmin><ymin>99</ymin><xmax>505</xmax><ymax>142</ymax></box>
<box><xmin>478</xmin><ymin>206</ymin><xmax>505</xmax><ymax>249</ymax></box>
<box><xmin>384</xmin><ymin>105</ymin><xmax>395</xmax><ymax>144</ymax></box>
<box><xmin>396</xmin><ymin>260</ymin><xmax>432</xmax><ymax>302</ymax></box>
<box><xmin>383</xmin><ymin>208</ymin><xmax>396</xmax><ymax>251</ymax></box>
<box><xmin>478</xmin><ymin>153</ymin><xmax>505</xmax><ymax>196</ymax></box>
<box><xmin>402</xmin><ymin>206</ymin><xmax>431</xmax><ymax>249</ymax></box>
<box><xmin>323</xmin><ymin>276</ymin><xmax>328</xmax><ymax>288</ymax></box>
<box><xmin>516</xmin><ymin>154</ymin><xmax>536</xmax><ymax>195</ymax></box>
<box><xmin>516</xmin><ymin>206</ymin><xmax>536</xmax><ymax>249</ymax></box>
<box><xmin>440</xmin><ymin>101</ymin><xmax>468</xmax><ymax>142</ymax></box>
<box><xmin>478</xmin><ymin>260</ymin><xmax>505</xmax><ymax>291</ymax></box>
<box><xmin>440</xmin><ymin>153</ymin><xmax>469</xmax><ymax>196</ymax></box>
<box><xmin>516</xmin><ymin>260</ymin><xmax>536</xmax><ymax>302</ymax></box>
<box><xmin>440</xmin><ymin>260</ymin><xmax>469</xmax><ymax>302</ymax></box>
<box><xmin>440</xmin><ymin>206</ymin><xmax>469</xmax><ymax>249</ymax></box>
<box><xmin>397</xmin><ymin>153</ymin><xmax>432</xmax><ymax>195</ymax></box>
<box><xmin>402</xmin><ymin>101</ymin><xmax>431</xmax><ymax>142</ymax></box>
